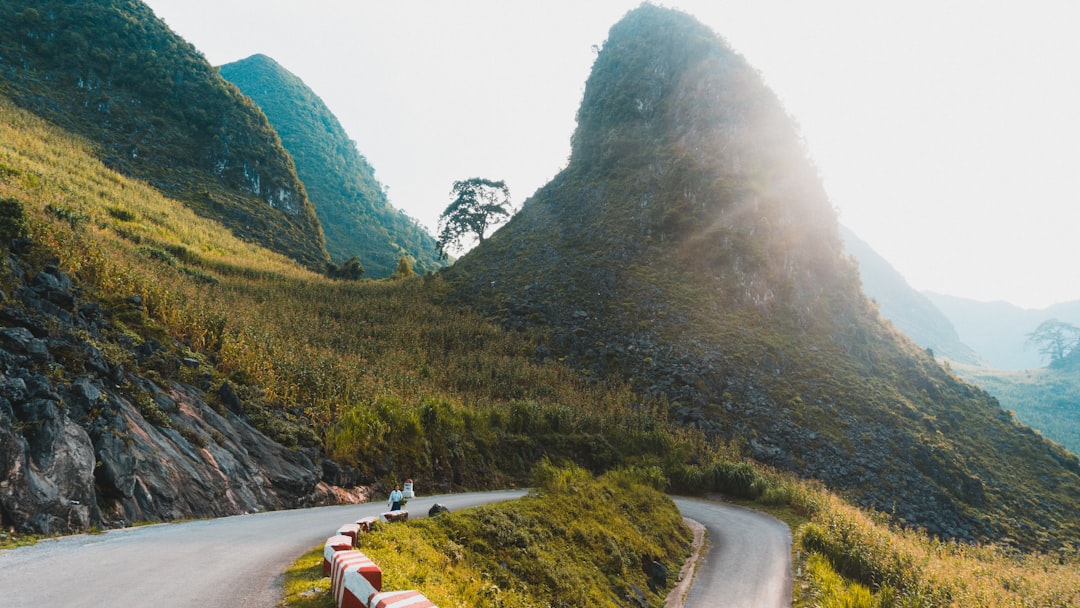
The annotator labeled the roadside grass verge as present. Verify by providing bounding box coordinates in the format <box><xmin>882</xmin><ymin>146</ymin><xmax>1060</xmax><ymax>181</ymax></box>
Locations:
<box><xmin>281</xmin><ymin>547</ymin><xmax>335</xmax><ymax>608</ymax></box>
<box><xmin>0</xmin><ymin>531</ymin><xmax>44</xmax><ymax>551</ymax></box>
<box><xmin>283</xmin><ymin>464</ymin><xmax>690</xmax><ymax>608</ymax></box>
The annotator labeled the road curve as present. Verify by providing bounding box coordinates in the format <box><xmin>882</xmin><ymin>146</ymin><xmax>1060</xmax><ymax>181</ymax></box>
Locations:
<box><xmin>673</xmin><ymin>497</ymin><xmax>793</xmax><ymax>608</ymax></box>
<box><xmin>0</xmin><ymin>490</ymin><xmax>526</xmax><ymax>608</ymax></box>
<box><xmin>0</xmin><ymin>492</ymin><xmax>790</xmax><ymax>607</ymax></box>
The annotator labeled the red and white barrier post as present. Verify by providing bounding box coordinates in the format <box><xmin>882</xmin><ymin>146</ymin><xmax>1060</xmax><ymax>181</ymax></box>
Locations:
<box><xmin>368</xmin><ymin>590</ymin><xmax>437</xmax><ymax>608</ymax></box>
<box><xmin>323</xmin><ymin>535</ymin><xmax>356</xmax><ymax>575</ymax></box>
<box><xmin>330</xmin><ymin>550</ymin><xmax>382</xmax><ymax>608</ymax></box>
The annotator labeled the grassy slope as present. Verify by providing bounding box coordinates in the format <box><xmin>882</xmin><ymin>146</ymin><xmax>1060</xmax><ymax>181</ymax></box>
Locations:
<box><xmin>2</xmin><ymin>91</ymin><xmax>1078</xmax><ymax>607</ymax></box>
<box><xmin>0</xmin><ymin>0</ymin><xmax>328</xmax><ymax>269</ymax></box>
<box><xmin>283</xmin><ymin>466</ymin><xmax>691</xmax><ymax>608</ymax></box>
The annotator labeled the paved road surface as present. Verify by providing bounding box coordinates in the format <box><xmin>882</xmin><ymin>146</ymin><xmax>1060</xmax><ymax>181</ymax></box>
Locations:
<box><xmin>0</xmin><ymin>492</ymin><xmax>790</xmax><ymax>607</ymax></box>
<box><xmin>0</xmin><ymin>491</ymin><xmax>526</xmax><ymax>608</ymax></box>
<box><xmin>674</xmin><ymin>497</ymin><xmax>792</xmax><ymax>608</ymax></box>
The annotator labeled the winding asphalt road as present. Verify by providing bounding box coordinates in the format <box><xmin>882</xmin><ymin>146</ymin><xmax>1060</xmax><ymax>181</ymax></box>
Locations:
<box><xmin>0</xmin><ymin>492</ymin><xmax>790</xmax><ymax>607</ymax></box>
<box><xmin>673</xmin><ymin>497</ymin><xmax>792</xmax><ymax>608</ymax></box>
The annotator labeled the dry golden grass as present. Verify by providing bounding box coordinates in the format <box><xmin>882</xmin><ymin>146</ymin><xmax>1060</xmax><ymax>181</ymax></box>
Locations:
<box><xmin>798</xmin><ymin>491</ymin><xmax>1080</xmax><ymax>607</ymax></box>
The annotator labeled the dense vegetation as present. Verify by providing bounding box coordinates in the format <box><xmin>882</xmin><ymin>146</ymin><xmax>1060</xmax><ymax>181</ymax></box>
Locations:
<box><xmin>0</xmin><ymin>0</ymin><xmax>328</xmax><ymax>269</ymax></box>
<box><xmin>2</xmin><ymin>45</ymin><xmax>1078</xmax><ymax>608</ymax></box>
<box><xmin>219</xmin><ymin>54</ymin><xmax>443</xmax><ymax>277</ymax></box>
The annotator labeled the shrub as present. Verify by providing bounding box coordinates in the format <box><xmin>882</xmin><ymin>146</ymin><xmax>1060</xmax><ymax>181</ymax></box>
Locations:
<box><xmin>0</xmin><ymin>197</ymin><xmax>29</xmax><ymax>242</ymax></box>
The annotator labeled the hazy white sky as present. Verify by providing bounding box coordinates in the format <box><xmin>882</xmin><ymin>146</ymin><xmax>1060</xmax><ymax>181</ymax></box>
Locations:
<box><xmin>143</xmin><ymin>0</ymin><xmax>1080</xmax><ymax>309</ymax></box>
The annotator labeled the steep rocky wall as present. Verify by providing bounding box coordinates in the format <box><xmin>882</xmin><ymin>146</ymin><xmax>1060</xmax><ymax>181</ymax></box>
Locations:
<box><xmin>0</xmin><ymin>239</ymin><xmax>366</xmax><ymax>535</ymax></box>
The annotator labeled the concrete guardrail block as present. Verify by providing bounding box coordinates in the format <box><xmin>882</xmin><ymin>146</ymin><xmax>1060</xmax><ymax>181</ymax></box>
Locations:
<box><xmin>331</xmin><ymin>550</ymin><xmax>382</xmax><ymax>607</ymax></box>
<box><xmin>368</xmin><ymin>589</ymin><xmax>437</xmax><ymax>608</ymax></box>
<box><xmin>337</xmin><ymin>522</ymin><xmax>362</xmax><ymax>546</ymax></box>
<box><xmin>323</xmin><ymin>535</ymin><xmax>356</xmax><ymax>575</ymax></box>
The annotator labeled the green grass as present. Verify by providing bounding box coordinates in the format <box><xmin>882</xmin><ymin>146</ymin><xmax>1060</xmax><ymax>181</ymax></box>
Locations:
<box><xmin>285</xmin><ymin>464</ymin><xmax>691</xmax><ymax>608</ymax></box>
<box><xmin>281</xmin><ymin>547</ymin><xmax>335</xmax><ymax>608</ymax></box>
<box><xmin>0</xmin><ymin>530</ymin><xmax>44</xmax><ymax>551</ymax></box>
<box><xmin>795</xmin><ymin>491</ymin><xmax>1080</xmax><ymax>607</ymax></box>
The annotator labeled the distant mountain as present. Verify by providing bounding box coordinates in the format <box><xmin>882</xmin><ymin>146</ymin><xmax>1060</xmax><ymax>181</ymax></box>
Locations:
<box><xmin>446</xmin><ymin>4</ymin><xmax>1080</xmax><ymax>546</ymax></box>
<box><xmin>0</xmin><ymin>0</ymin><xmax>328</xmax><ymax>269</ymax></box>
<box><xmin>924</xmin><ymin>293</ymin><xmax>1080</xmax><ymax>369</ymax></box>
<box><xmin>840</xmin><ymin>226</ymin><xmax>980</xmax><ymax>364</ymax></box>
<box><xmin>220</xmin><ymin>54</ymin><xmax>444</xmax><ymax>277</ymax></box>
<box><xmin>840</xmin><ymin>228</ymin><xmax>1080</xmax><ymax>455</ymax></box>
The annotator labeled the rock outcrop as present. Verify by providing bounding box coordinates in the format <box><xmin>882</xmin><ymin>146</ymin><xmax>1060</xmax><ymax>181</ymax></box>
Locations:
<box><xmin>0</xmin><ymin>239</ymin><xmax>364</xmax><ymax>535</ymax></box>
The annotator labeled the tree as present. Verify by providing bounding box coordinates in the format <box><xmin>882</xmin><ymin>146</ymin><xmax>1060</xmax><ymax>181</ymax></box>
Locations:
<box><xmin>390</xmin><ymin>255</ymin><xmax>415</xmax><ymax>279</ymax></box>
<box><xmin>326</xmin><ymin>256</ymin><xmax>364</xmax><ymax>280</ymax></box>
<box><xmin>436</xmin><ymin>178</ymin><xmax>513</xmax><ymax>259</ymax></box>
<box><xmin>1026</xmin><ymin>319</ymin><xmax>1080</xmax><ymax>366</ymax></box>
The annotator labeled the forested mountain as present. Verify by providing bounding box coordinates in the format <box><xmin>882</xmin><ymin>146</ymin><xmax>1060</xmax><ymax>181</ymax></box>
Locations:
<box><xmin>0</xmin><ymin>0</ymin><xmax>328</xmax><ymax>269</ymax></box>
<box><xmin>447</xmin><ymin>5</ymin><xmax>1080</xmax><ymax>546</ymax></box>
<box><xmin>840</xmin><ymin>226</ymin><xmax>980</xmax><ymax>364</ymax></box>
<box><xmin>926</xmin><ymin>292</ymin><xmax>1080</xmax><ymax>369</ymax></box>
<box><xmin>220</xmin><ymin>54</ymin><xmax>443</xmax><ymax>278</ymax></box>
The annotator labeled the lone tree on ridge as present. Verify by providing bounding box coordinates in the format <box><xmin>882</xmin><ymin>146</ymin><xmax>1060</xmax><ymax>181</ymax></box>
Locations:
<box><xmin>1027</xmin><ymin>319</ymin><xmax>1080</xmax><ymax>366</ymax></box>
<box><xmin>436</xmin><ymin>177</ymin><xmax>513</xmax><ymax>259</ymax></box>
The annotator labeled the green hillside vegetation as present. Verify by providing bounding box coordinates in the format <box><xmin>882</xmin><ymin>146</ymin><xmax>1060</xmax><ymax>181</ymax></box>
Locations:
<box><xmin>220</xmin><ymin>54</ymin><xmax>443</xmax><ymax>277</ymax></box>
<box><xmin>0</xmin><ymin>0</ymin><xmax>328</xmax><ymax>269</ymax></box>
<box><xmin>950</xmin><ymin>362</ymin><xmax>1080</xmax><ymax>456</ymax></box>
<box><xmin>2</xmin><ymin>83</ymin><xmax>1078</xmax><ymax>608</ymax></box>
<box><xmin>446</xmin><ymin>4</ymin><xmax>1080</xmax><ymax>551</ymax></box>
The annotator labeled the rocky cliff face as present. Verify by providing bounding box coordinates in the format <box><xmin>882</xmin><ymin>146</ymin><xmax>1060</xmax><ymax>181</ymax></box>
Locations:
<box><xmin>0</xmin><ymin>239</ymin><xmax>365</xmax><ymax>535</ymax></box>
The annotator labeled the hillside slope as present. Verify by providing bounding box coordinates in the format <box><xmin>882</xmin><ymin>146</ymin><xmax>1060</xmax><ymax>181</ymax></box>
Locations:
<box><xmin>840</xmin><ymin>225</ymin><xmax>980</xmax><ymax>364</ymax></box>
<box><xmin>447</xmin><ymin>5</ymin><xmax>1080</xmax><ymax>547</ymax></box>
<box><xmin>220</xmin><ymin>54</ymin><xmax>443</xmax><ymax>277</ymax></box>
<box><xmin>0</xmin><ymin>96</ymin><xmax>358</xmax><ymax>534</ymax></box>
<box><xmin>951</xmin><ymin>363</ymin><xmax>1080</xmax><ymax>457</ymax></box>
<box><xmin>0</xmin><ymin>0</ymin><xmax>328</xmax><ymax>269</ymax></box>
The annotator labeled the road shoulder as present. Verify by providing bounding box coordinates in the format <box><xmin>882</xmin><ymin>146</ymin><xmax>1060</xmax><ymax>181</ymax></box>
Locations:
<box><xmin>665</xmin><ymin>517</ymin><xmax>707</xmax><ymax>608</ymax></box>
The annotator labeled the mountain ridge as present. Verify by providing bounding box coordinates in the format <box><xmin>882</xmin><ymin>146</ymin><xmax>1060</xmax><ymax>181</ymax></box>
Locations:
<box><xmin>0</xmin><ymin>0</ymin><xmax>329</xmax><ymax>269</ymax></box>
<box><xmin>0</xmin><ymin>0</ymin><xmax>1077</xmax><ymax>565</ymax></box>
<box><xmin>220</xmin><ymin>54</ymin><xmax>444</xmax><ymax>277</ymax></box>
<box><xmin>446</xmin><ymin>4</ymin><xmax>1080</xmax><ymax>546</ymax></box>
<box><xmin>840</xmin><ymin>225</ymin><xmax>981</xmax><ymax>364</ymax></box>
<box><xmin>925</xmin><ymin>292</ymin><xmax>1080</xmax><ymax>369</ymax></box>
